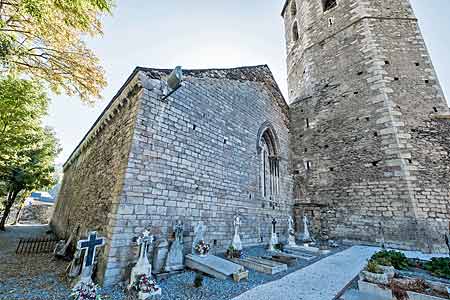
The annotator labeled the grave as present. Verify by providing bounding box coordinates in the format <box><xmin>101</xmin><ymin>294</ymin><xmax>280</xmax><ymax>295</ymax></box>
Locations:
<box><xmin>263</xmin><ymin>254</ymin><xmax>297</xmax><ymax>267</ymax></box>
<box><xmin>164</xmin><ymin>220</ymin><xmax>185</xmax><ymax>273</ymax></box>
<box><xmin>231</xmin><ymin>215</ymin><xmax>243</xmax><ymax>251</ymax></box>
<box><xmin>129</xmin><ymin>229</ymin><xmax>154</xmax><ymax>289</ymax></box>
<box><xmin>152</xmin><ymin>239</ymin><xmax>169</xmax><ymax>275</ymax></box>
<box><xmin>229</xmin><ymin>256</ymin><xmax>287</xmax><ymax>275</ymax></box>
<box><xmin>268</xmin><ymin>218</ymin><xmax>279</xmax><ymax>252</ymax></box>
<box><xmin>186</xmin><ymin>221</ymin><xmax>247</xmax><ymax>281</ymax></box>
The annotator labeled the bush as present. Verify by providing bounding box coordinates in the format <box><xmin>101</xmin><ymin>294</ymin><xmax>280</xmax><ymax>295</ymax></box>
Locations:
<box><xmin>366</xmin><ymin>261</ymin><xmax>383</xmax><ymax>274</ymax></box>
<box><xmin>370</xmin><ymin>250</ymin><xmax>409</xmax><ymax>270</ymax></box>
<box><xmin>424</xmin><ymin>258</ymin><xmax>450</xmax><ymax>279</ymax></box>
<box><xmin>194</xmin><ymin>273</ymin><xmax>204</xmax><ymax>288</ymax></box>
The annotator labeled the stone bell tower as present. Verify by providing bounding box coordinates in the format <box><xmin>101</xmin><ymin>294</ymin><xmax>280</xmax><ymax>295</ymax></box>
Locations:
<box><xmin>282</xmin><ymin>0</ymin><xmax>450</xmax><ymax>251</ymax></box>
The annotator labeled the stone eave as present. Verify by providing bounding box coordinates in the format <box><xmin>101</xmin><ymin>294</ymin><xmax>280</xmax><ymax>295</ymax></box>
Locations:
<box><xmin>281</xmin><ymin>0</ymin><xmax>289</xmax><ymax>17</ymax></box>
<box><xmin>63</xmin><ymin>68</ymin><xmax>146</xmax><ymax>171</ymax></box>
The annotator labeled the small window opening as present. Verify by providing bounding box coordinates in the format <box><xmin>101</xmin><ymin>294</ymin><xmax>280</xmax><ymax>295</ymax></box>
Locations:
<box><xmin>223</xmin><ymin>138</ymin><xmax>228</xmax><ymax>144</ymax></box>
<box><xmin>322</xmin><ymin>0</ymin><xmax>337</xmax><ymax>12</ymax></box>
<box><xmin>306</xmin><ymin>161</ymin><xmax>312</xmax><ymax>170</ymax></box>
<box><xmin>407</xmin><ymin>159</ymin><xmax>413</xmax><ymax>164</ymax></box>
<box><xmin>394</xmin><ymin>77</ymin><xmax>399</xmax><ymax>81</ymax></box>
<box><xmin>290</xmin><ymin>0</ymin><xmax>297</xmax><ymax>16</ymax></box>
<box><xmin>374</xmin><ymin>131</ymin><xmax>378</xmax><ymax>137</ymax></box>
<box><xmin>354</xmin><ymin>91</ymin><xmax>359</xmax><ymax>95</ymax></box>
<box><xmin>304</xmin><ymin>148</ymin><xmax>308</xmax><ymax>153</ymax></box>
<box><xmin>324</xmin><ymin>145</ymin><xmax>329</xmax><ymax>149</ymax></box>
<box><xmin>385</xmin><ymin>60</ymin><xmax>390</xmax><ymax>65</ymax></box>
<box><xmin>303</xmin><ymin>70</ymin><xmax>306</xmax><ymax>74</ymax></box>
<box><xmin>425</xmin><ymin>80</ymin><xmax>429</xmax><ymax>84</ymax></box>
<box><xmin>328</xmin><ymin>18</ymin><xmax>334</xmax><ymax>27</ymax></box>
<box><xmin>357</xmin><ymin>71</ymin><xmax>364</xmax><ymax>76</ymax></box>
<box><xmin>372</xmin><ymin>161</ymin><xmax>380</xmax><ymax>167</ymax></box>
<box><xmin>305</xmin><ymin>118</ymin><xmax>310</xmax><ymax>128</ymax></box>
<box><xmin>433</xmin><ymin>107</ymin><xmax>438</xmax><ymax>113</ymax></box>
<box><xmin>365</xmin><ymin>117</ymin><xmax>370</xmax><ymax>121</ymax></box>
<box><xmin>329</xmin><ymin>167</ymin><xmax>334</xmax><ymax>172</ymax></box>
<box><xmin>292</xmin><ymin>22</ymin><xmax>299</xmax><ymax>42</ymax></box>
<box><xmin>213</xmin><ymin>239</ymin><xmax>217</xmax><ymax>246</ymax></box>
<box><xmin>192</xmin><ymin>124</ymin><xmax>197</xmax><ymax>130</ymax></box>
<box><xmin>415</xmin><ymin>62</ymin><xmax>420</xmax><ymax>66</ymax></box>
<box><xmin>293</xmin><ymin>170</ymin><xmax>300</xmax><ymax>175</ymax></box>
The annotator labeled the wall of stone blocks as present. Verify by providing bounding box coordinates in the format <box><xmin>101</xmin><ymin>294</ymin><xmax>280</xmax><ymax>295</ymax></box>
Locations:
<box><xmin>50</xmin><ymin>73</ymin><xmax>144</xmax><ymax>284</ymax></box>
<box><xmin>102</xmin><ymin>69</ymin><xmax>293</xmax><ymax>285</ymax></box>
<box><xmin>284</xmin><ymin>0</ymin><xmax>450</xmax><ymax>251</ymax></box>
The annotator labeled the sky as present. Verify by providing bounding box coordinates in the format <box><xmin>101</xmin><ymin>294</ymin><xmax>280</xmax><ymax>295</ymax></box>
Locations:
<box><xmin>45</xmin><ymin>0</ymin><xmax>450</xmax><ymax>164</ymax></box>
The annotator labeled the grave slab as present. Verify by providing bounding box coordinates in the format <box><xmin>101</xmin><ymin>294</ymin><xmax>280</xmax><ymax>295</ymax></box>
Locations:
<box><xmin>263</xmin><ymin>255</ymin><xmax>297</xmax><ymax>267</ymax></box>
<box><xmin>230</xmin><ymin>256</ymin><xmax>287</xmax><ymax>275</ymax></box>
<box><xmin>185</xmin><ymin>254</ymin><xmax>244</xmax><ymax>280</ymax></box>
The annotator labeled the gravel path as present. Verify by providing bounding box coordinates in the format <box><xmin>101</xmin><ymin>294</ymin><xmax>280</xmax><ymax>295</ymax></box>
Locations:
<box><xmin>231</xmin><ymin>246</ymin><xmax>378</xmax><ymax>300</ymax></box>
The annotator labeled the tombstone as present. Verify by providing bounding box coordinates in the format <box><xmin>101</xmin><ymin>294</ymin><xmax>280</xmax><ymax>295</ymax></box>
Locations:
<box><xmin>73</xmin><ymin>231</ymin><xmax>105</xmax><ymax>287</ymax></box>
<box><xmin>164</xmin><ymin>221</ymin><xmax>184</xmax><ymax>272</ymax></box>
<box><xmin>186</xmin><ymin>221</ymin><xmax>247</xmax><ymax>281</ymax></box>
<box><xmin>299</xmin><ymin>215</ymin><xmax>312</xmax><ymax>244</ymax></box>
<box><xmin>129</xmin><ymin>229</ymin><xmax>154</xmax><ymax>289</ymax></box>
<box><xmin>287</xmin><ymin>216</ymin><xmax>296</xmax><ymax>247</ymax></box>
<box><xmin>231</xmin><ymin>215</ymin><xmax>243</xmax><ymax>251</ymax></box>
<box><xmin>192</xmin><ymin>221</ymin><xmax>206</xmax><ymax>255</ymax></box>
<box><xmin>67</xmin><ymin>248</ymin><xmax>83</xmax><ymax>278</ymax></box>
<box><xmin>55</xmin><ymin>225</ymin><xmax>80</xmax><ymax>259</ymax></box>
<box><xmin>152</xmin><ymin>239</ymin><xmax>169</xmax><ymax>274</ymax></box>
<box><xmin>269</xmin><ymin>218</ymin><xmax>279</xmax><ymax>252</ymax></box>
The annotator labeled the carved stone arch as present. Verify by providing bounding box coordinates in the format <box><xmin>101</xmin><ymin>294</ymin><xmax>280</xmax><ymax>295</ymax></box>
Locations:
<box><xmin>256</xmin><ymin>121</ymin><xmax>281</xmax><ymax>157</ymax></box>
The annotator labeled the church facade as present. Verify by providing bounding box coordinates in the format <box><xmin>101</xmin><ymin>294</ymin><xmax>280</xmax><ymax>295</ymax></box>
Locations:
<box><xmin>51</xmin><ymin>0</ymin><xmax>450</xmax><ymax>286</ymax></box>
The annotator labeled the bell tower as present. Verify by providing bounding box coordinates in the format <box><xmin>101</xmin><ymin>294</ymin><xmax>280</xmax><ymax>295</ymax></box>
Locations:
<box><xmin>282</xmin><ymin>0</ymin><xmax>450</xmax><ymax>251</ymax></box>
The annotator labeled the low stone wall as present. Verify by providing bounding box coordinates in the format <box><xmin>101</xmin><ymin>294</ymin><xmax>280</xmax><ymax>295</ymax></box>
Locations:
<box><xmin>19</xmin><ymin>204</ymin><xmax>54</xmax><ymax>224</ymax></box>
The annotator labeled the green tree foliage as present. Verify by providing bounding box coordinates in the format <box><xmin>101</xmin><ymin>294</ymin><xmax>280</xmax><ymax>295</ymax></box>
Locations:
<box><xmin>0</xmin><ymin>0</ymin><xmax>113</xmax><ymax>102</ymax></box>
<box><xmin>0</xmin><ymin>76</ymin><xmax>60</xmax><ymax>230</ymax></box>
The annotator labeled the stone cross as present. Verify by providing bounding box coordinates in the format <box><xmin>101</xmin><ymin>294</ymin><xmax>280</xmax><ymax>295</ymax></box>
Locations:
<box><xmin>129</xmin><ymin>229</ymin><xmax>154</xmax><ymax>289</ymax></box>
<box><xmin>288</xmin><ymin>216</ymin><xmax>296</xmax><ymax>246</ymax></box>
<box><xmin>231</xmin><ymin>215</ymin><xmax>243</xmax><ymax>251</ymax></box>
<box><xmin>75</xmin><ymin>231</ymin><xmax>105</xmax><ymax>285</ymax></box>
<box><xmin>301</xmin><ymin>215</ymin><xmax>312</xmax><ymax>244</ymax></box>
<box><xmin>192</xmin><ymin>221</ymin><xmax>206</xmax><ymax>255</ymax></box>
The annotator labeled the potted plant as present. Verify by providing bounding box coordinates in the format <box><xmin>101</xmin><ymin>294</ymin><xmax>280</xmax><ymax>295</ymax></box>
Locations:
<box><xmin>70</xmin><ymin>281</ymin><xmax>101</xmax><ymax>300</ymax></box>
<box><xmin>226</xmin><ymin>245</ymin><xmax>243</xmax><ymax>259</ymax></box>
<box><xmin>132</xmin><ymin>274</ymin><xmax>161</xmax><ymax>300</ymax></box>
<box><xmin>194</xmin><ymin>240</ymin><xmax>211</xmax><ymax>257</ymax></box>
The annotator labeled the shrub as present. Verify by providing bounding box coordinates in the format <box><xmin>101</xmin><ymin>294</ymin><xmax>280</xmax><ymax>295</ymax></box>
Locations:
<box><xmin>194</xmin><ymin>273</ymin><xmax>204</xmax><ymax>288</ymax></box>
<box><xmin>370</xmin><ymin>250</ymin><xmax>409</xmax><ymax>270</ymax></box>
<box><xmin>424</xmin><ymin>258</ymin><xmax>450</xmax><ymax>279</ymax></box>
<box><xmin>366</xmin><ymin>261</ymin><xmax>383</xmax><ymax>274</ymax></box>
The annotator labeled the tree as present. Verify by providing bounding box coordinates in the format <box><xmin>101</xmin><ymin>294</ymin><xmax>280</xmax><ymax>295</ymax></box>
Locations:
<box><xmin>0</xmin><ymin>76</ymin><xmax>60</xmax><ymax>230</ymax></box>
<box><xmin>0</xmin><ymin>0</ymin><xmax>113</xmax><ymax>102</ymax></box>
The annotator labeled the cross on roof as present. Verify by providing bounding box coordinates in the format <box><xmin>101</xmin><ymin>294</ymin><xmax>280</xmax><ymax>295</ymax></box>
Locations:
<box><xmin>77</xmin><ymin>231</ymin><xmax>105</xmax><ymax>267</ymax></box>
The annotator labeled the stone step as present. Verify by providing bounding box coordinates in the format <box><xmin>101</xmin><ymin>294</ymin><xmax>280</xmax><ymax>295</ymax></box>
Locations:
<box><xmin>279</xmin><ymin>249</ymin><xmax>316</xmax><ymax>261</ymax></box>
<box><xmin>230</xmin><ymin>256</ymin><xmax>287</xmax><ymax>275</ymax></box>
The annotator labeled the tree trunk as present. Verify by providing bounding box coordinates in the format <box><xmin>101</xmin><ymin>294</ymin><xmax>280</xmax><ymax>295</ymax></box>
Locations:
<box><xmin>12</xmin><ymin>203</ymin><xmax>23</xmax><ymax>225</ymax></box>
<box><xmin>0</xmin><ymin>190</ymin><xmax>19</xmax><ymax>231</ymax></box>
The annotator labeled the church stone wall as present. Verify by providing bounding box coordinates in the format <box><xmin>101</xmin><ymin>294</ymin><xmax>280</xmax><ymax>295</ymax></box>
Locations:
<box><xmin>51</xmin><ymin>73</ymin><xmax>143</xmax><ymax>284</ymax></box>
<box><xmin>284</xmin><ymin>0</ymin><xmax>450</xmax><ymax>251</ymax></box>
<box><xmin>102</xmin><ymin>70</ymin><xmax>292</xmax><ymax>285</ymax></box>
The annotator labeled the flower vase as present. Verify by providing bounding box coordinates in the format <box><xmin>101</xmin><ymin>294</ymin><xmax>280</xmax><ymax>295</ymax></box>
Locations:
<box><xmin>138</xmin><ymin>287</ymin><xmax>162</xmax><ymax>300</ymax></box>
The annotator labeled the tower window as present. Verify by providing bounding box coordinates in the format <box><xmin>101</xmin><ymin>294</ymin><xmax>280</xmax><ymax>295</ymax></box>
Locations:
<box><xmin>292</xmin><ymin>22</ymin><xmax>299</xmax><ymax>42</ymax></box>
<box><xmin>290</xmin><ymin>0</ymin><xmax>297</xmax><ymax>16</ymax></box>
<box><xmin>322</xmin><ymin>0</ymin><xmax>337</xmax><ymax>12</ymax></box>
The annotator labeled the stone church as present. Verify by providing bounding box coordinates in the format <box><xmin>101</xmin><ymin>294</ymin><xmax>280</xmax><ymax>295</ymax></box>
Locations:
<box><xmin>51</xmin><ymin>0</ymin><xmax>450</xmax><ymax>286</ymax></box>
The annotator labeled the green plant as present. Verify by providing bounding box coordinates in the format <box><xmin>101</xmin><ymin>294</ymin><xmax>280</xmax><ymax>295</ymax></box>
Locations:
<box><xmin>274</xmin><ymin>243</ymin><xmax>283</xmax><ymax>251</ymax></box>
<box><xmin>370</xmin><ymin>250</ymin><xmax>409</xmax><ymax>270</ymax></box>
<box><xmin>194</xmin><ymin>273</ymin><xmax>204</xmax><ymax>288</ymax></box>
<box><xmin>366</xmin><ymin>261</ymin><xmax>383</xmax><ymax>274</ymax></box>
<box><xmin>424</xmin><ymin>258</ymin><xmax>450</xmax><ymax>279</ymax></box>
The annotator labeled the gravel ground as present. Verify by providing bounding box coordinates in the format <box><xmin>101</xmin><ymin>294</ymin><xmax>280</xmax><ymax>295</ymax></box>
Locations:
<box><xmin>0</xmin><ymin>225</ymin><xmax>346</xmax><ymax>300</ymax></box>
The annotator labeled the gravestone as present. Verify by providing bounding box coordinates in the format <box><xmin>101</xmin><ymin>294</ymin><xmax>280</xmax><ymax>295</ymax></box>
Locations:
<box><xmin>299</xmin><ymin>215</ymin><xmax>312</xmax><ymax>244</ymax></box>
<box><xmin>164</xmin><ymin>220</ymin><xmax>184</xmax><ymax>272</ymax></box>
<box><xmin>129</xmin><ymin>229</ymin><xmax>154</xmax><ymax>289</ymax></box>
<box><xmin>152</xmin><ymin>239</ymin><xmax>169</xmax><ymax>275</ymax></box>
<box><xmin>192</xmin><ymin>221</ymin><xmax>206</xmax><ymax>255</ymax></box>
<box><xmin>73</xmin><ymin>231</ymin><xmax>105</xmax><ymax>287</ymax></box>
<box><xmin>186</xmin><ymin>221</ymin><xmax>247</xmax><ymax>281</ymax></box>
<box><xmin>287</xmin><ymin>216</ymin><xmax>296</xmax><ymax>247</ymax></box>
<box><xmin>231</xmin><ymin>215</ymin><xmax>243</xmax><ymax>251</ymax></box>
<box><xmin>269</xmin><ymin>218</ymin><xmax>279</xmax><ymax>252</ymax></box>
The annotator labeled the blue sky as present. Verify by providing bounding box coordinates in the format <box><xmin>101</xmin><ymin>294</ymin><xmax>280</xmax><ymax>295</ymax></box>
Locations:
<box><xmin>45</xmin><ymin>0</ymin><xmax>450</xmax><ymax>164</ymax></box>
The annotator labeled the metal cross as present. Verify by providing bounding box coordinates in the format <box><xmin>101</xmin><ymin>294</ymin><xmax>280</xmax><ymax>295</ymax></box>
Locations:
<box><xmin>272</xmin><ymin>218</ymin><xmax>277</xmax><ymax>233</ymax></box>
<box><xmin>77</xmin><ymin>231</ymin><xmax>105</xmax><ymax>267</ymax></box>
